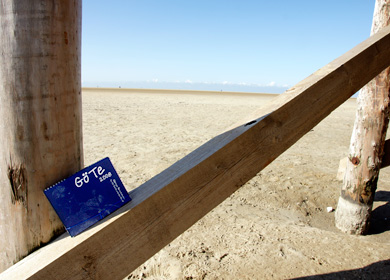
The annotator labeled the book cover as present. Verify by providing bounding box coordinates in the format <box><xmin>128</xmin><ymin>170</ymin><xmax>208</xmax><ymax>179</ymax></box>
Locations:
<box><xmin>44</xmin><ymin>157</ymin><xmax>131</xmax><ymax>237</ymax></box>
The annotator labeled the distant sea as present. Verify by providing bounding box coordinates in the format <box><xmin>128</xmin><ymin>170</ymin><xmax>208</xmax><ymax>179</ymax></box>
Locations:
<box><xmin>82</xmin><ymin>81</ymin><xmax>361</xmax><ymax>97</ymax></box>
<box><xmin>82</xmin><ymin>81</ymin><xmax>289</xmax><ymax>94</ymax></box>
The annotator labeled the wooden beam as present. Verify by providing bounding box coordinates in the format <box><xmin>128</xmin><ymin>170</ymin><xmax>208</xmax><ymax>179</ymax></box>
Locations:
<box><xmin>2</xmin><ymin>25</ymin><xmax>390</xmax><ymax>280</ymax></box>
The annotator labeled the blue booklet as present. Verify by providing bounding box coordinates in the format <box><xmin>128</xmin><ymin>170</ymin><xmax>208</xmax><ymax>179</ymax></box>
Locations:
<box><xmin>44</xmin><ymin>157</ymin><xmax>131</xmax><ymax>237</ymax></box>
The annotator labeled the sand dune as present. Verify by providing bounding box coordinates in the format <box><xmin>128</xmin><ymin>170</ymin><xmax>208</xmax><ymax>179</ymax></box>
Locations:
<box><xmin>82</xmin><ymin>88</ymin><xmax>390</xmax><ymax>280</ymax></box>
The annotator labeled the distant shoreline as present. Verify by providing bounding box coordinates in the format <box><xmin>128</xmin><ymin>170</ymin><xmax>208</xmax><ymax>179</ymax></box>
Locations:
<box><xmin>82</xmin><ymin>87</ymin><xmax>358</xmax><ymax>100</ymax></box>
<box><xmin>82</xmin><ymin>87</ymin><xmax>278</xmax><ymax>98</ymax></box>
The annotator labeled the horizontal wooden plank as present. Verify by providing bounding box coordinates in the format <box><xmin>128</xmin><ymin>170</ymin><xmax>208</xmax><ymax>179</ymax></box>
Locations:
<box><xmin>2</xmin><ymin>25</ymin><xmax>390</xmax><ymax>280</ymax></box>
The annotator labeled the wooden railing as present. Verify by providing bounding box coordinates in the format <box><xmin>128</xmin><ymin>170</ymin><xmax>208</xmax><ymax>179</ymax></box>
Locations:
<box><xmin>2</xmin><ymin>25</ymin><xmax>390</xmax><ymax>280</ymax></box>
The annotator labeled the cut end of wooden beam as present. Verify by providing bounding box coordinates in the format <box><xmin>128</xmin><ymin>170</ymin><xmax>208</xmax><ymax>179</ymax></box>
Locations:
<box><xmin>336</xmin><ymin>157</ymin><xmax>348</xmax><ymax>181</ymax></box>
<box><xmin>337</xmin><ymin>139</ymin><xmax>390</xmax><ymax>181</ymax></box>
<box><xmin>335</xmin><ymin>196</ymin><xmax>371</xmax><ymax>235</ymax></box>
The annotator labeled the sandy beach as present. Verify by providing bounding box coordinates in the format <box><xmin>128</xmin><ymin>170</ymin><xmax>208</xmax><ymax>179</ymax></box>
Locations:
<box><xmin>82</xmin><ymin>88</ymin><xmax>390</xmax><ymax>280</ymax></box>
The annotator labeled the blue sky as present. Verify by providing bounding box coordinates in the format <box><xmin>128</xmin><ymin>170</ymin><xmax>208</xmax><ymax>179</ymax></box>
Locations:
<box><xmin>82</xmin><ymin>0</ymin><xmax>375</xmax><ymax>93</ymax></box>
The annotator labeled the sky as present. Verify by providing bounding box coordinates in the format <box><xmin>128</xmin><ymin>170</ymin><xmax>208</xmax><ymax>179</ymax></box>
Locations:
<box><xmin>82</xmin><ymin>0</ymin><xmax>375</xmax><ymax>93</ymax></box>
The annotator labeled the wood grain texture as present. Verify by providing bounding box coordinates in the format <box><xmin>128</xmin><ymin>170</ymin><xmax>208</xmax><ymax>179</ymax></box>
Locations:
<box><xmin>2</xmin><ymin>24</ymin><xmax>390</xmax><ymax>280</ymax></box>
<box><xmin>0</xmin><ymin>0</ymin><xmax>82</xmax><ymax>272</ymax></box>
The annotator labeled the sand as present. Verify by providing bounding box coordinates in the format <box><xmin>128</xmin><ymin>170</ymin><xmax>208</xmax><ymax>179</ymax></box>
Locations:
<box><xmin>82</xmin><ymin>88</ymin><xmax>390</xmax><ymax>280</ymax></box>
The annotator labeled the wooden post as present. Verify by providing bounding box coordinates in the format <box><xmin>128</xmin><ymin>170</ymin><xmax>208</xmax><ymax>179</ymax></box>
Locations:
<box><xmin>335</xmin><ymin>0</ymin><xmax>390</xmax><ymax>234</ymax></box>
<box><xmin>0</xmin><ymin>0</ymin><xmax>82</xmax><ymax>271</ymax></box>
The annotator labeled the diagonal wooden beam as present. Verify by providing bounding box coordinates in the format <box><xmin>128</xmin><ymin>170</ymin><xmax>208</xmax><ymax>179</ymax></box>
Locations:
<box><xmin>2</xmin><ymin>25</ymin><xmax>390</xmax><ymax>280</ymax></box>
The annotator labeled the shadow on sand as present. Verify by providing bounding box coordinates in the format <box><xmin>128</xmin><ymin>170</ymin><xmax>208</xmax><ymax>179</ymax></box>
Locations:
<box><xmin>293</xmin><ymin>191</ymin><xmax>390</xmax><ymax>279</ymax></box>
<box><xmin>369</xmin><ymin>190</ymin><xmax>390</xmax><ymax>235</ymax></box>
<box><xmin>291</xmin><ymin>259</ymin><xmax>390</xmax><ymax>280</ymax></box>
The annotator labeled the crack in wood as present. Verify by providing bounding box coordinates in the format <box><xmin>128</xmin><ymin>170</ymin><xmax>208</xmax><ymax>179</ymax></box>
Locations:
<box><xmin>7</xmin><ymin>158</ymin><xmax>27</xmax><ymax>206</ymax></box>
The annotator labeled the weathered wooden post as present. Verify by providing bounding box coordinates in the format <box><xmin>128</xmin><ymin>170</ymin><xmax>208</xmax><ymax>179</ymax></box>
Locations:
<box><xmin>0</xmin><ymin>0</ymin><xmax>82</xmax><ymax>271</ymax></box>
<box><xmin>335</xmin><ymin>0</ymin><xmax>390</xmax><ymax>234</ymax></box>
